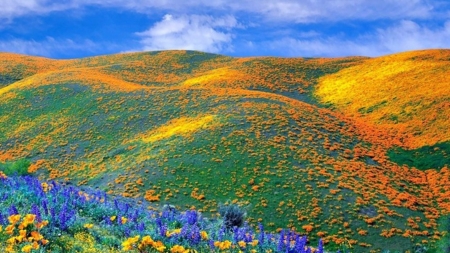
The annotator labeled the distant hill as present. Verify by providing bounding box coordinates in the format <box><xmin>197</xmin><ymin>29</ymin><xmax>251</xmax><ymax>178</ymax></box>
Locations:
<box><xmin>0</xmin><ymin>50</ymin><xmax>448</xmax><ymax>252</ymax></box>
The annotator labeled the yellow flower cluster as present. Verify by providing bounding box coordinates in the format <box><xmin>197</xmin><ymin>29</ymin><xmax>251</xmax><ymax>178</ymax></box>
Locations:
<box><xmin>237</xmin><ymin>239</ymin><xmax>259</xmax><ymax>249</ymax></box>
<box><xmin>84</xmin><ymin>223</ymin><xmax>94</xmax><ymax>229</ymax></box>
<box><xmin>2</xmin><ymin>214</ymin><xmax>49</xmax><ymax>253</ymax></box>
<box><xmin>214</xmin><ymin>240</ymin><xmax>232</xmax><ymax>250</ymax></box>
<box><xmin>200</xmin><ymin>230</ymin><xmax>208</xmax><ymax>240</ymax></box>
<box><xmin>170</xmin><ymin>245</ymin><xmax>190</xmax><ymax>253</ymax></box>
<box><xmin>122</xmin><ymin>235</ymin><xmax>166</xmax><ymax>252</ymax></box>
<box><xmin>40</xmin><ymin>182</ymin><xmax>52</xmax><ymax>193</ymax></box>
<box><xmin>165</xmin><ymin>228</ymin><xmax>181</xmax><ymax>237</ymax></box>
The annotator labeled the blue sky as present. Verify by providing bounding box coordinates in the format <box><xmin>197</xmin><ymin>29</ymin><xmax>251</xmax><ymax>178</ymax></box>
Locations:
<box><xmin>1</xmin><ymin>0</ymin><xmax>450</xmax><ymax>58</ymax></box>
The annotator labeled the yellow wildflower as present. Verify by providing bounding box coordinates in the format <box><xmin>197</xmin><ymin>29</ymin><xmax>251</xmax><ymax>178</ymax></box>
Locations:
<box><xmin>250</xmin><ymin>239</ymin><xmax>259</xmax><ymax>247</ymax></box>
<box><xmin>166</xmin><ymin>228</ymin><xmax>181</xmax><ymax>237</ymax></box>
<box><xmin>200</xmin><ymin>230</ymin><xmax>208</xmax><ymax>240</ymax></box>
<box><xmin>171</xmin><ymin>245</ymin><xmax>189</xmax><ymax>253</ymax></box>
<box><xmin>84</xmin><ymin>223</ymin><xmax>94</xmax><ymax>229</ymax></box>
<box><xmin>32</xmin><ymin>241</ymin><xmax>40</xmax><ymax>250</ymax></box>
<box><xmin>36</xmin><ymin>220</ymin><xmax>49</xmax><ymax>229</ymax></box>
<box><xmin>110</xmin><ymin>216</ymin><xmax>116</xmax><ymax>221</ymax></box>
<box><xmin>23</xmin><ymin>214</ymin><xmax>36</xmax><ymax>225</ymax></box>
<box><xmin>138</xmin><ymin>235</ymin><xmax>155</xmax><ymax>250</ymax></box>
<box><xmin>5</xmin><ymin>224</ymin><xmax>15</xmax><ymax>235</ymax></box>
<box><xmin>154</xmin><ymin>241</ymin><xmax>166</xmax><ymax>252</ymax></box>
<box><xmin>122</xmin><ymin>235</ymin><xmax>140</xmax><ymax>251</ymax></box>
<box><xmin>41</xmin><ymin>182</ymin><xmax>49</xmax><ymax>192</ymax></box>
<box><xmin>8</xmin><ymin>214</ymin><xmax>21</xmax><ymax>225</ymax></box>
<box><xmin>214</xmin><ymin>240</ymin><xmax>232</xmax><ymax>250</ymax></box>
<box><xmin>7</xmin><ymin>237</ymin><xmax>17</xmax><ymax>245</ymax></box>
<box><xmin>30</xmin><ymin>231</ymin><xmax>43</xmax><ymax>241</ymax></box>
<box><xmin>21</xmin><ymin>245</ymin><xmax>33</xmax><ymax>253</ymax></box>
<box><xmin>238</xmin><ymin>240</ymin><xmax>246</xmax><ymax>248</ymax></box>
<box><xmin>121</xmin><ymin>217</ymin><xmax>128</xmax><ymax>224</ymax></box>
<box><xmin>17</xmin><ymin>229</ymin><xmax>27</xmax><ymax>242</ymax></box>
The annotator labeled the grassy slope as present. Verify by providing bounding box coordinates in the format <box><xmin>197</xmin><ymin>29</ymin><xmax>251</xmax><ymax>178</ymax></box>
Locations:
<box><xmin>0</xmin><ymin>50</ymin><xmax>449</xmax><ymax>252</ymax></box>
<box><xmin>315</xmin><ymin>49</ymin><xmax>450</xmax><ymax>149</ymax></box>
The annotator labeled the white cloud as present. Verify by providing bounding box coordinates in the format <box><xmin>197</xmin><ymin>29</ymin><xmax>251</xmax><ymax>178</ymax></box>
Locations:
<box><xmin>136</xmin><ymin>14</ymin><xmax>237</xmax><ymax>53</ymax></box>
<box><xmin>0</xmin><ymin>37</ymin><xmax>101</xmax><ymax>58</ymax></box>
<box><xmin>0</xmin><ymin>0</ymin><xmax>439</xmax><ymax>23</ymax></box>
<box><xmin>266</xmin><ymin>20</ymin><xmax>450</xmax><ymax>57</ymax></box>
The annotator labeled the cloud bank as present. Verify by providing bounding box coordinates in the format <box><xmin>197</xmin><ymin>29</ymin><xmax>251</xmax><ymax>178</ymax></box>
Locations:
<box><xmin>136</xmin><ymin>15</ymin><xmax>238</xmax><ymax>53</ymax></box>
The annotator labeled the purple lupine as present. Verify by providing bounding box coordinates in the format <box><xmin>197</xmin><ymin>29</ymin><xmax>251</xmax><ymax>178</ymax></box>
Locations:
<box><xmin>233</xmin><ymin>227</ymin><xmax>240</xmax><ymax>243</ymax></box>
<box><xmin>137</xmin><ymin>222</ymin><xmax>145</xmax><ymax>233</ymax></box>
<box><xmin>218</xmin><ymin>225</ymin><xmax>225</xmax><ymax>241</ymax></box>
<box><xmin>190</xmin><ymin>225</ymin><xmax>201</xmax><ymax>244</ymax></box>
<box><xmin>285</xmin><ymin>231</ymin><xmax>292</xmax><ymax>253</ymax></box>
<box><xmin>105</xmin><ymin>216</ymin><xmax>112</xmax><ymax>226</ymax></box>
<box><xmin>117</xmin><ymin>214</ymin><xmax>122</xmax><ymax>225</ymax></box>
<box><xmin>50</xmin><ymin>207</ymin><xmax>56</xmax><ymax>221</ymax></box>
<box><xmin>159</xmin><ymin>224</ymin><xmax>167</xmax><ymax>237</ymax></box>
<box><xmin>294</xmin><ymin>236</ymin><xmax>307</xmax><ymax>253</ymax></box>
<box><xmin>180</xmin><ymin>223</ymin><xmax>189</xmax><ymax>239</ymax></box>
<box><xmin>266</xmin><ymin>233</ymin><xmax>273</xmax><ymax>245</ymax></box>
<box><xmin>155</xmin><ymin>217</ymin><xmax>167</xmax><ymax>237</ymax></box>
<box><xmin>317</xmin><ymin>239</ymin><xmax>324</xmax><ymax>253</ymax></box>
<box><xmin>0</xmin><ymin>212</ymin><xmax>6</xmax><ymax>225</ymax></box>
<box><xmin>208</xmin><ymin>239</ymin><xmax>215</xmax><ymax>250</ymax></box>
<box><xmin>186</xmin><ymin>210</ymin><xmax>198</xmax><ymax>225</ymax></box>
<box><xmin>124</xmin><ymin>227</ymin><xmax>131</xmax><ymax>237</ymax></box>
<box><xmin>277</xmin><ymin>230</ymin><xmax>285</xmax><ymax>252</ymax></box>
<box><xmin>114</xmin><ymin>199</ymin><xmax>120</xmax><ymax>210</ymax></box>
<box><xmin>1</xmin><ymin>193</ymin><xmax>8</xmax><ymax>201</ymax></box>
<box><xmin>258</xmin><ymin>223</ymin><xmax>265</xmax><ymax>245</ymax></box>
<box><xmin>41</xmin><ymin>199</ymin><xmax>49</xmax><ymax>216</ymax></box>
<box><xmin>123</xmin><ymin>203</ymin><xmax>130</xmax><ymax>214</ymax></box>
<box><xmin>59</xmin><ymin>208</ymin><xmax>68</xmax><ymax>230</ymax></box>
<box><xmin>244</xmin><ymin>231</ymin><xmax>253</xmax><ymax>243</ymax></box>
<box><xmin>9</xmin><ymin>204</ymin><xmax>18</xmax><ymax>215</ymax></box>
<box><xmin>31</xmin><ymin>204</ymin><xmax>42</xmax><ymax>222</ymax></box>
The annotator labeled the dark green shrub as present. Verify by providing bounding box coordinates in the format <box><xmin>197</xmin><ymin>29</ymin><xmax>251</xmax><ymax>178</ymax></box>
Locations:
<box><xmin>1</xmin><ymin>158</ymin><xmax>31</xmax><ymax>176</ymax></box>
<box><xmin>218</xmin><ymin>203</ymin><xmax>246</xmax><ymax>230</ymax></box>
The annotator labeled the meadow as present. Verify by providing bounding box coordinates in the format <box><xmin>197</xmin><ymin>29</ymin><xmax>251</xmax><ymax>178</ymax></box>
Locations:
<box><xmin>0</xmin><ymin>50</ymin><xmax>449</xmax><ymax>252</ymax></box>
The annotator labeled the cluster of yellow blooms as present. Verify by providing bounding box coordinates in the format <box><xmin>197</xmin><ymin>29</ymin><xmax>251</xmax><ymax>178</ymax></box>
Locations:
<box><xmin>1</xmin><ymin>214</ymin><xmax>49</xmax><ymax>253</ymax></box>
<box><xmin>122</xmin><ymin>235</ymin><xmax>166</xmax><ymax>252</ymax></box>
<box><xmin>214</xmin><ymin>239</ymin><xmax>259</xmax><ymax>252</ymax></box>
<box><xmin>214</xmin><ymin>240</ymin><xmax>232</xmax><ymax>250</ymax></box>
<box><xmin>0</xmin><ymin>171</ymin><xmax>7</xmax><ymax>179</ymax></box>
<box><xmin>109</xmin><ymin>215</ymin><xmax>127</xmax><ymax>224</ymax></box>
<box><xmin>40</xmin><ymin>182</ymin><xmax>51</xmax><ymax>193</ymax></box>
<box><xmin>165</xmin><ymin>228</ymin><xmax>181</xmax><ymax>237</ymax></box>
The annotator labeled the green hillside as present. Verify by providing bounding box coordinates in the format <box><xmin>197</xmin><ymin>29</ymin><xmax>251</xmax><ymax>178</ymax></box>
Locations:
<box><xmin>0</xmin><ymin>50</ymin><xmax>449</xmax><ymax>252</ymax></box>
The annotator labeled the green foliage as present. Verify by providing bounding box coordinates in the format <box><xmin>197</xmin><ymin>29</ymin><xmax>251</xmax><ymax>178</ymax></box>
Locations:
<box><xmin>0</xmin><ymin>158</ymin><xmax>31</xmax><ymax>176</ymax></box>
<box><xmin>388</xmin><ymin>141</ymin><xmax>450</xmax><ymax>170</ymax></box>
<box><xmin>433</xmin><ymin>214</ymin><xmax>450</xmax><ymax>253</ymax></box>
<box><xmin>218</xmin><ymin>203</ymin><xmax>247</xmax><ymax>230</ymax></box>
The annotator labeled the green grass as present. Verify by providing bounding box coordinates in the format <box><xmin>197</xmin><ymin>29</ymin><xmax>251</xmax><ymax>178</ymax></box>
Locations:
<box><xmin>388</xmin><ymin>141</ymin><xmax>450</xmax><ymax>170</ymax></box>
<box><xmin>0</xmin><ymin>158</ymin><xmax>31</xmax><ymax>176</ymax></box>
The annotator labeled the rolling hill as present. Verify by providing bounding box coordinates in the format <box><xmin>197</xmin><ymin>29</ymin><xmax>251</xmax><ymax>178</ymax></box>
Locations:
<box><xmin>0</xmin><ymin>50</ymin><xmax>449</xmax><ymax>252</ymax></box>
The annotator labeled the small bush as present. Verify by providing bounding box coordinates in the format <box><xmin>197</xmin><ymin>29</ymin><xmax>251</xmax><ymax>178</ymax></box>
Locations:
<box><xmin>218</xmin><ymin>203</ymin><xmax>246</xmax><ymax>230</ymax></box>
<box><xmin>0</xmin><ymin>158</ymin><xmax>31</xmax><ymax>176</ymax></box>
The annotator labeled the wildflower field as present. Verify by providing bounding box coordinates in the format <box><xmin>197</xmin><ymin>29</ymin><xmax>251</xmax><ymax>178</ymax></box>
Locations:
<box><xmin>0</xmin><ymin>49</ymin><xmax>449</xmax><ymax>252</ymax></box>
